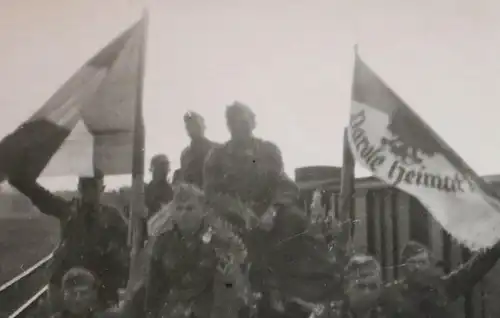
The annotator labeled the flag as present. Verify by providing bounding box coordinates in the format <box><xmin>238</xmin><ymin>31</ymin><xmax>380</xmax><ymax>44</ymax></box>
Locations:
<box><xmin>347</xmin><ymin>53</ymin><xmax>500</xmax><ymax>251</ymax></box>
<box><xmin>0</xmin><ymin>16</ymin><xmax>147</xmax><ymax>181</ymax></box>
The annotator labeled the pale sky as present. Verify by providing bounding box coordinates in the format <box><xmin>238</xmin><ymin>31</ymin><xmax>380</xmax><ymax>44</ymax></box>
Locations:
<box><xmin>1</xmin><ymin>0</ymin><xmax>500</xmax><ymax>190</ymax></box>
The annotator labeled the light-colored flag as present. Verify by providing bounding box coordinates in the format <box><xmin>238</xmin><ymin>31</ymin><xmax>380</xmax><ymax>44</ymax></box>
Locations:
<box><xmin>0</xmin><ymin>15</ymin><xmax>147</xmax><ymax>180</ymax></box>
<box><xmin>348</xmin><ymin>53</ymin><xmax>500</xmax><ymax>251</ymax></box>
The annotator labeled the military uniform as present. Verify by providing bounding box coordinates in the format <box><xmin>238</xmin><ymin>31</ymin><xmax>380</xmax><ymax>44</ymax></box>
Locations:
<box><xmin>125</xmin><ymin>211</ymin><xmax>250</xmax><ymax>318</ymax></box>
<box><xmin>376</xmin><ymin>242</ymin><xmax>500</xmax><ymax>318</ymax></box>
<box><xmin>145</xmin><ymin>178</ymin><xmax>173</xmax><ymax>218</ymax></box>
<box><xmin>203</xmin><ymin>138</ymin><xmax>293</xmax><ymax>215</ymax></box>
<box><xmin>203</xmin><ymin>138</ymin><xmax>341</xmax><ymax>318</ymax></box>
<box><xmin>9</xmin><ymin>179</ymin><xmax>129</xmax><ymax>308</ymax></box>
<box><xmin>180</xmin><ymin>137</ymin><xmax>217</xmax><ymax>188</ymax></box>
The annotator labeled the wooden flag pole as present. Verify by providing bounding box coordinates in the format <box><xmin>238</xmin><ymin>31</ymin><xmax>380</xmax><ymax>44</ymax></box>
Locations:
<box><xmin>127</xmin><ymin>12</ymin><xmax>148</xmax><ymax>292</ymax></box>
<box><xmin>338</xmin><ymin>128</ymin><xmax>355</xmax><ymax>257</ymax></box>
<box><xmin>337</xmin><ymin>127</ymin><xmax>356</xmax><ymax>316</ymax></box>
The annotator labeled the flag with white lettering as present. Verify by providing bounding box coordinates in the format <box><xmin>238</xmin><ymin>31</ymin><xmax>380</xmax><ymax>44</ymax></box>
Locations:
<box><xmin>0</xmin><ymin>16</ymin><xmax>147</xmax><ymax>180</ymax></box>
<box><xmin>348</xmin><ymin>53</ymin><xmax>500</xmax><ymax>251</ymax></box>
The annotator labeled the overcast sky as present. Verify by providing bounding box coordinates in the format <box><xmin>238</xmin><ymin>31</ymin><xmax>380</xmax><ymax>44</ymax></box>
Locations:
<box><xmin>2</xmin><ymin>0</ymin><xmax>500</xmax><ymax>190</ymax></box>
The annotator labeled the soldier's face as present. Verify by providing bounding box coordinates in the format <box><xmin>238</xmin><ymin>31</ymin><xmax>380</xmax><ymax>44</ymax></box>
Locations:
<box><xmin>227</xmin><ymin>114</ymin><xmax>255</xmax><ymax>139</ymax></box>
<box><xmin>151</xmin><ymin>162</ymin><xmax>169</xmax><ymax>179</ymax></box>
<box><xmin>63</xmin><ymin>284</ymin><xmax>98</xmax><ymax>314</ymax></box>
<box><xmin>79</xmin><ymin>181</ymin><xmax>104</xmax><ymax>205</ymax></box>
<box><xmin>403</xmin><ymin>251</ymin><xmax>431</xmax><ymax>276</ymax></box>
<box><xmin>173</xmin><ymin>197</ymin><xmax>204</xmax><ymax>232</ymax></box>
<box><xmin>185</xmin><ymin>120</ymin><xmax>205</xmax><ymax>139</ymax></box>
<box><xmin>346</xmin><ymin>268</ymin><xmax>382</xmax><ymax>310</ymax></box>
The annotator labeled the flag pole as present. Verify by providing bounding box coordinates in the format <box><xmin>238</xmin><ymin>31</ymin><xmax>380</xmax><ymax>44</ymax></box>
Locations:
<box><xmin>336</xmin><ymin>49</ymin><xmax>357</xmax><ymax>315</ymax></box>
<box><xmin>337</xmin><ymin>44</ymin><xmax>358</xmax><ymax>255</ymax></box>
<box><xmin>127</xmin><ymin>11</ymin><xmax>148</xmax><ymax>290</ymax></box>
<box><xmin>338</xmin><ymin>127</ymin><xmax>355</xmax><ymax>257</ymax></box>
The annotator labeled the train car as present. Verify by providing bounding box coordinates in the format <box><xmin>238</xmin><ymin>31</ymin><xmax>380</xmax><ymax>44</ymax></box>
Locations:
<box><xmin>296</xmin><ymin>165</ymin><xmax>500</xmax><ymax>318</ymax></box>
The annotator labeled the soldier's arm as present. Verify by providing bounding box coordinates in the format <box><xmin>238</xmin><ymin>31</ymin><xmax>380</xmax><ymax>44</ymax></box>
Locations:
<box><xmin>8</xmin><ymin>176</ymin><xmax>68</xmax><ymax>220</ymax></box>
<box><xmin>442</xmin><ymin>242</ymin><xmax>500</xmax><ymax>301</ymax></box>
<box><xmin>263</xmin><ymin>141</ymin><xmax>284</xmax><ymax>173</ymax></box>
<box><xmin>264</xmin><ymin>141</ymin><xmax>301</xmax><ymax>207</ymax></box>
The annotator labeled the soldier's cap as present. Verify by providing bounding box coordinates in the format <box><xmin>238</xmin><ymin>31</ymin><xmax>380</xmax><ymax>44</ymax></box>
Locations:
<box><xmin>401</xmin><ymin>241</ymin><xmax>430</xmax><ymax>263</ymax></box>
<box><xmin>78</xmin><ymin>168</ymin><xmax>104</xmax><ymax>185</ymax></box>
<box><xmin>184</xmin><ymin>111</ymin><xmax>205</xmax><ymax>124</ymax></box>
<box><xmin>62</xmin><ymin>267</ymin><xmax>98</xmax><ymax>289</ymax></box>
<box><xmin>151</xmin><ymin>154</ymin><xmax>170</xmax><ymax>166</ymax></box>
<box><xmin>345</xmin><ymin>254</ymin><xmax>380</xmax><ymax>275</ymax></box>
<box><xmin>225</xmin><ymin>101</ymin><xmax>255</xmax><ymax>119</ymax></box>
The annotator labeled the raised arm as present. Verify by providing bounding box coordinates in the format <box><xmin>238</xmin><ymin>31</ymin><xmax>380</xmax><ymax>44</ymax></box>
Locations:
<box><xmin>9</xmin><ymin>176</ymin><xmax>68</xmax><ymax>220</ymax></box>
<box><xmin>443</xmin><ymin>242</ymin><xmax>500</xmax><ymax>301</ymax></box>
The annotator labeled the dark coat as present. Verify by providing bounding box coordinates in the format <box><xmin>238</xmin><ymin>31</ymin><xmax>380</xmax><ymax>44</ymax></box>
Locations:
<box><xmin>180</xmin><ymin>137</ymin><xmax>217</xmax><ymax>188</ymax></box>
<box><xmin>203</xmin><ymin>138</ymin><xmax>294</xmax><ymax>215</ymax></box>
<box><xmin>145</xmin><ymin>179</ymin><xmax>173</xmax><ymax>218</ymax></box>
<box><xmin>9</xmin><ymin>178</ymin><xmax>130</xmax><ymax>308</ymax></box>
<box><xmin>378</xmin><ymin>243</ymin><xmax>500</xmax><ymax>318</ymax></box>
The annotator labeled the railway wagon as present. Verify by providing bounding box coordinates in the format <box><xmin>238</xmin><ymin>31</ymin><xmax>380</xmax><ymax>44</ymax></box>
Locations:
<box><xmin>296</xmin><ymin>165</ymin><xmax>500</xmax><ymax>318</ymax></box>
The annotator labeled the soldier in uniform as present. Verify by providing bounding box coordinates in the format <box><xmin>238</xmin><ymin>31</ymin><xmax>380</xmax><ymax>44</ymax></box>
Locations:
<box><xmin>203</xmin><ymin>102</ymin><xmax>341</xmax><ymax>318</ymax></box>
<box><xmin>341</xmin><ymin>254</ymin><xmax>385</xmax><ymax>318</ymax></box>
<box><xmin>8</xmin><ymin>169</ymin><xmax>129</xmax><ymax>310</ymax></box>
<box><xmin>145</xmin><ymin>154</ymin><xmax>173</xmax><ymax>219</ymax></box>
<box><xmin>180</xmin><ymin>111</ymin><xmax>217</xmax><ymax>188</ymax></box>
<box><xmin>203</xmin><ymin>101</ymin><xmax>303</xmax><ymax>231</ymax></box>
<box><xmin>34</xmin><ymin>267</ymin><xmax>101</xmax><ymax>318</ymax></box>
<box><xmin>121</xmin><ymin>183</ymin><xmax>251</xmax><ymax>318</ymax></box>
<box><xmin>377</xmin><ymin>240</ymin><xmax>500</xmax><ymax>318</ymax></box>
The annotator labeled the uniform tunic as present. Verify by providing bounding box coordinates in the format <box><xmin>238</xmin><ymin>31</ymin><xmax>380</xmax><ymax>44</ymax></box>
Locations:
<box><xmin>9</xmin><ymin>178</ymin><xmax>129</xmax><ymax>308</ymax></box>
<box><xmin>378</xmin><ymin>242</ymin><xmax>500</xmax><ymax>318</ymax></box>
<box><xmin>203</xmin><ymin>138</ymin><xmax>289</xmax><ymax>215</ymax></box>
<box><xmin>145</xmin><ymin>179</ymin><xmax>173</xmax><ymax>218</ymax></box>
<box><xmin>180</xmin><ymin>137</ymin><xmax>217</xmax><ymax>188</ymax></box>
<box><xmin>125</xmin><ymin>214</ymin><xmax>249</xmax><ymax>318</ymax></box>
<box><xmin>203</xmin><ymin>137</ymin><xmax>342</xmax><ymax>318</ymax></box>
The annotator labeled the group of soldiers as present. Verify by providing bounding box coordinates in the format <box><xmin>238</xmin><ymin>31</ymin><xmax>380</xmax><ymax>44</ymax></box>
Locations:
<box><xmin>8</xmin><ymin>102</ymin><xmax>500</xmax><ymax>318</ymax></box>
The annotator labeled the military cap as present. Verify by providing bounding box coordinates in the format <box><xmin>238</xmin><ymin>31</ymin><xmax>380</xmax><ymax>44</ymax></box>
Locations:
<box><xmin>183</xmin><ymin>111</ymin><xmax>204</xmax><ymax>124</ymax></box>
<box><xmin>401</xmin><ymin>241</ymin><xmax>430</xmax><ymax>263</ymax></box>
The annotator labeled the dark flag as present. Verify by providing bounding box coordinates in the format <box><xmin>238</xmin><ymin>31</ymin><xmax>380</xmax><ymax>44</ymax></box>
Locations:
<box><xmin>348</xmin><ymin>51</ymin><xmax>500</xmax><ymax>251</ymax></box>
<box><xmin>0</xmin><ymin>16</ymin><xmax>147</xmax><ymax>181</ymax></box>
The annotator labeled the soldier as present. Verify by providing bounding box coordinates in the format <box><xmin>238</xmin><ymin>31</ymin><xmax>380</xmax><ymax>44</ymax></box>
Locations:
<box><xmin>203</xmin><ymin>101</ymin><xmax>303</xmax><ymax>233</ymax></box>
<box><xmin>400</xmin><ymin>241</ymin><xmax>436</xmax><ymax>277</ymax></box>
<box><xmin>33</xmin><ymin>267</ymin><xmax>96</xmax><ymax>318</ymax></box>
<box><xmin>342</xmin><ymin>254</ymin><xmax>385</xmax><ymax>318</ymax></box>
<box><xmin>8</xmin><ymin>169</ymin><xmax>129</xmax><ymax>310</ymax></box>
<box><xmin>203</xmin><ymin>102</ymin><xmax>342</xmax><ymax>318</ymax></box>
<box><xmin>121</xmin><ymin>183</ymin><xmax>251</xmax><ymax>318</ymax></box>
<box><xmin>180</xmin><ymin>111</ymin><xmax>217</xmax><ymax>188</ymax></box>
<box><xmin>377</xmin><ymin>240</ymin><xmax>500</xmax><ymax>317</ymax></box>
<box><xmin>145</xmin><ymin>154</ymin><xmax>173</xmax><ymax>219</ymax></box>
<box><xmin>204</xmin><ymin>102</ymin><xmax>293</xmax><ymax>213</ymax></box>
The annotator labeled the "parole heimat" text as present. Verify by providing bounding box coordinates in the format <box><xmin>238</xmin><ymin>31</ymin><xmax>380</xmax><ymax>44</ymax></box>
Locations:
<box><xmin>349</xmin><ymin>110</ymin><xmax>473</xmax><ymax>193</ymax></box>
